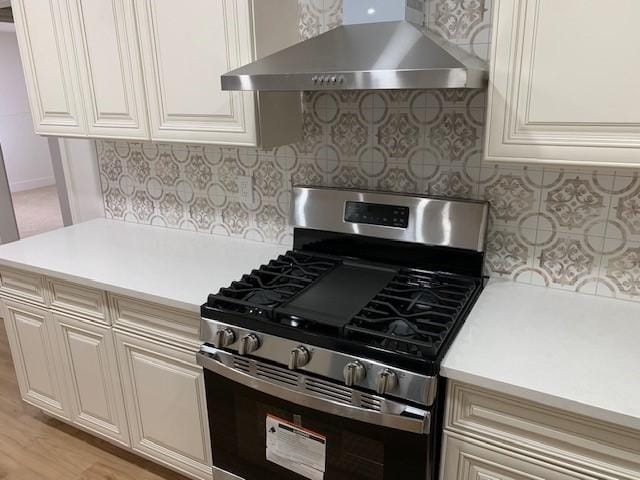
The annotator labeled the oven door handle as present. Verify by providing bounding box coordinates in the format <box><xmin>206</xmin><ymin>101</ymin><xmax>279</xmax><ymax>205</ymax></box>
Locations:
<box><xmin>196</xmin><ymin>348</ymin><xmax>431</xmax><ymax>435</ymax></box>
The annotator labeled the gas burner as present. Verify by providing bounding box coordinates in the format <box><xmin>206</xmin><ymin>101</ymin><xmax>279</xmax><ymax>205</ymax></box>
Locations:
<box><xmin>345</xmin><ymin>270</ymin><xmax>481</xmax><ymax>360</ymax></box>
<box><xmin>207</xmin><ymin>251</ymin><xmax>340</xmax><ymax>318</ymax></box>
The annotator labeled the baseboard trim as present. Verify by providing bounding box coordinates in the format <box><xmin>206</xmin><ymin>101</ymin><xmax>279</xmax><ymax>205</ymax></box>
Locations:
<box><xmin>10</xmin><ymin>176</ymin><xmax>55</xmax><ymax>193</ymax></box>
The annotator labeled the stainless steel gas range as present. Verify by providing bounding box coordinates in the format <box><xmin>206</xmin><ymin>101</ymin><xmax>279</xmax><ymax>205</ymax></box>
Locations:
<box><xmin>197</xmin><ymin>187</ymin><xmax>489</xmax><ymax>480</ymax></box>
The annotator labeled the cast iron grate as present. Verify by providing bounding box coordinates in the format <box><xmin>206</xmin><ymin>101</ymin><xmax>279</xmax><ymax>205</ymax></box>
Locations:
<box><xmin>345</xmin><ymin>269</ymin><xmax>481</xmax><ymax>359</ymax></box>
<box><xmin>206</xmin><ymin>251</ymin><xmax>341</xmax><ymax>318</ymax></box>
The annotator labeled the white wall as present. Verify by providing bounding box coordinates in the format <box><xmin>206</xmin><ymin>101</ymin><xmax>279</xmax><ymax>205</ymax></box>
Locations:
<box><xmin>58</xmin><ymin>138</ymin><xmax>104</xmax><ymax>223</ymax></box>
<box><xmin>0</xmin><ymin>24</ymin><xmax>55</xmax><ymax>192</ymax></box>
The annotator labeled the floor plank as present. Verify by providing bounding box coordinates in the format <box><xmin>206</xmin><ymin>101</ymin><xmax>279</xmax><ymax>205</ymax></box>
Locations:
<box><xmin>0</xmin><ymin>321</ymin><xmax>190</xmax><ymax>480</ymax></box>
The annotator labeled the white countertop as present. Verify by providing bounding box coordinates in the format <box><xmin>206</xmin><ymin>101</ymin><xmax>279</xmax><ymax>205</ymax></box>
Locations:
<box><xmin>2</xmin><ymin>222</ymin><xmax>639</xmax><ymax>430</ymax></box>
<box><xmin>0</xmin><ymin>219</ymin><xmax>288</xmax><ymax>312</ymax></box>
<box><xmin>442</xmin><ymin>279</ymin><xmax>640</xmax><ymax>430</ymax></box>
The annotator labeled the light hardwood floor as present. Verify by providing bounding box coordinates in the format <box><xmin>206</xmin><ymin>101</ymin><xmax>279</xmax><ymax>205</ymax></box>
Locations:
<box><xmin>0</xmin><ymin>319</ymin><xmax>189</xmax><ymax>480</ymax></box>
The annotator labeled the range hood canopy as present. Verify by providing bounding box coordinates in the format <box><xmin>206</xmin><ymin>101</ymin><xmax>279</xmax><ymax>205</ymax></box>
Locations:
<box><xmin>222</xmin><ymin>0</ymin><xmax>487</xmax><ymax>92</ymax></box>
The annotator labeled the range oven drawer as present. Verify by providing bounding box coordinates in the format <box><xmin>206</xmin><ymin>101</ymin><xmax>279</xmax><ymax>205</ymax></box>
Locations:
<box><xmin>198</xmin><ymin>347</ymin><xmax>440</xmax><ymax>480</ymax></box>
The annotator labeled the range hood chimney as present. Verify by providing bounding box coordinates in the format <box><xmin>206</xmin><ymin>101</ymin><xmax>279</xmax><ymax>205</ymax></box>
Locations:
<box><xmin>221</xmin><ymin>0</ymin><xmax>487</xmax><ymax>92</ymax></box>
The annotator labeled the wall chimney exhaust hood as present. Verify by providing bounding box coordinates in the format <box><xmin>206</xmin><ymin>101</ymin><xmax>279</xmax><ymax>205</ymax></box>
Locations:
<box><xmin>221</xmin><ymin>0</ymin><xmax>487</xmax><ymax>92</ymax></box>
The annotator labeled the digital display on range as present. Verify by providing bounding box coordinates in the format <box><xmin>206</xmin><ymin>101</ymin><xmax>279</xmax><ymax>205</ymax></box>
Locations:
<box><xmin>344</xmin><ymin>201</ymin><xmax>409</xmax><ymax>228</ymax></box>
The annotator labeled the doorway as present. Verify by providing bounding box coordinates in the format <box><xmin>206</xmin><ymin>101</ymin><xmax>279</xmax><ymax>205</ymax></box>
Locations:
<box><xmin>0</xmin><ymin>14</ymin><xmax>65</xmax><ymax>242</ymax></box>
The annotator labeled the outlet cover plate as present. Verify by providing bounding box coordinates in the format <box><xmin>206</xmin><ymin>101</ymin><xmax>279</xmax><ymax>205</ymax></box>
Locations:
<box><xmin>237</xmin><ymin>176</ymin><xmax>253</xmax><ymax>204</ymax></box>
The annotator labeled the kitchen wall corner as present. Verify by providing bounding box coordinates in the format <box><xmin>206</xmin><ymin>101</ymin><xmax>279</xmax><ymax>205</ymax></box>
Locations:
<box><xmin>97</xmin><ymin>0</ymin><xmax>640</xmax><ymax>304</ymax></box>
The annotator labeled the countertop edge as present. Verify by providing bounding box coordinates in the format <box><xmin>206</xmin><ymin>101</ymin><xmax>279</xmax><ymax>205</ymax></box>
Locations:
<box><xmin>0</xmin><ymin>257</ymin><xmax>201</xmax><ymax>313</ymax></box>
<box><xmin>441</xmin><ymin>366</ymin><xmax>640</xmax><ymax>432</ymax></box>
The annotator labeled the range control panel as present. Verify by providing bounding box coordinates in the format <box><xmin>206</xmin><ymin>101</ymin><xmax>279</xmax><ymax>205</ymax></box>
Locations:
<box><xmin>344</xmin><ymin>201</ymin><xmax>410</xmax><ymax>228</ymax></box>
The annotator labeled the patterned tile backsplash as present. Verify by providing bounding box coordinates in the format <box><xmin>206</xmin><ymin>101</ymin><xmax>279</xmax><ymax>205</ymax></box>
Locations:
<box><xmin>98</xmin><ymin>0</ymin><xmax>640</xmax><ymax>304</ymax></box>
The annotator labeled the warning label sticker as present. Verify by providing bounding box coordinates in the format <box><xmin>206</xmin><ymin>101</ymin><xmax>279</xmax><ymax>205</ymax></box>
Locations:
<box><xmin>266</xmin><ymin>415</ymin><xmax>326</xmax><ymax>480</ymax></box>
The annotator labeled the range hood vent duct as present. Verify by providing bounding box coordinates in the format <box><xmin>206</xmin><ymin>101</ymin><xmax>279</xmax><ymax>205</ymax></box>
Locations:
<box><xmin>221</xmin><ymin>1</ymin><xmax>487</xmax><ymax>92</ymax></box>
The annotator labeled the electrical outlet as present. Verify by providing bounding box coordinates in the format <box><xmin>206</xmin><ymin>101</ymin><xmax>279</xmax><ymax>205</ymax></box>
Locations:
<box><xmin>237</xmin><ymin>176</ymin><xmax>254</xmax><ymax>204</ymax></box>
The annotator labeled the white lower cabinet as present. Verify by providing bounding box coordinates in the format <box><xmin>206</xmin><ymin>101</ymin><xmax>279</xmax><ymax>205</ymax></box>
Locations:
<box><xmin>1</xmin><ymin>277</ymin><xmax>212</xmax><ymax>480</ymax></box>
<box><xmin>441</xmin><ymin>434</ymin><xmax>588</xmax><ymax>480</ymax></box>
<box><xmin>441</xmin><ymin>382</ymin><xmax>640</xmax><ymax>480</ymax></box>
<box><xmin>114</xmin><ymin>330</ymin><xmax>212</xmax><ymax>480</ymax></box>
<box><xmin>53</xmin><ymin>313</ymin><xmax>130</xmax><ymax>446</ymax></box>
<box><xmin>1</xmin><ymin>299</ymin><xmax>70</xmax><ymax>419</ymax></box>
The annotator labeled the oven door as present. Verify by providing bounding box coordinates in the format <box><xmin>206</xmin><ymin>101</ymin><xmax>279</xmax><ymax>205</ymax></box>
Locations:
<box><xmin>197</xmin><ymin>347</ymin><xmax>438</xmax><ymax>480</ymax></box>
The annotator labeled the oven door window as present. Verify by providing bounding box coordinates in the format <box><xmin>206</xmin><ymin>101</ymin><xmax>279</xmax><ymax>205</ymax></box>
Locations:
<box><xmin>205</xmin><ymin>371</ymin><xmax>434</xmax><ymax>480</ymax></box>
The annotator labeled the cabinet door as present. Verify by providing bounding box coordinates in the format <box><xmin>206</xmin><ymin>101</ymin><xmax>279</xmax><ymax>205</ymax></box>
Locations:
<box><xmin>441</xmin><ymin>434</ymin><xmax>593</xmax><ymax>480</ymax></box>
<box><xmin>1</xmin><ymin>299</ymin><xmax>70</xmax><ymax>419</ymax></box>
<box><xmin>53</xmin><ymin>313</ymin><xmax>130</xmax><ymax>446</ymax></box>
<box><xmin>135</xmin><ymin>0</ymin><xmax>258</xmax><ymax>146</ymax></box>
<box><xmin>12</xmin><ymin>0</ymin><xmax>86</xmax><ymax>136</ymax></box>
<box><xmin>69</xmin><ymin>0</ymin><xmax>149</xmax><ymax>139</ymax></box>
<box><xmin>485</xmin><ymin>0</ymin><xmax>640</xmax><ymax>167</ymax></box>
<box><xmin>114</xmin><ymin>331</ymin><xmax>212</xmax><ymax>480</ymax></box>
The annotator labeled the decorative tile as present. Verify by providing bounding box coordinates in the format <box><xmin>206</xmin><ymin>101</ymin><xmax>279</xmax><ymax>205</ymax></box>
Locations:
<box><xmin>126</xmin><ymin>151</ymin><xmax>150</xmax><ymax>184</ymax></box>
<box><xmin>256</xmin><ymin>205</ymin><xmax>287</xmax><ymax>241</ymax></box>
<box><xmin>159</xmin><ymin>193</ymin><xmax>184</xmax><ymax>226</ymax></box>
<box><xmin>189</xmin><ymin>197</ymin><xmax>216</xmax><ymax>230</ymax></box>
<box><xmin>254</xmin><ymin>160</ymin><xmax>284</xmax><ymax>198</ymax></box>
<box><xmin>427</xmin><ymin>0</ymin><xmax>488</xmax><ymax>41</ymax></box>
<box><xmin>222</xmin><ymin>202</ymin><xmax>250</xmax><ymax>235</ymax></box>
<box><xmin>533</xmin><ymin>233</ymin><xmax>603</xmax><ymax>293</ymax></box>
<box><xmin>485</xmin><ymin>225</ymin><xmax>536</xmax><ymax>278</ymax></box>
<box><xmin>377</xmin><ymin>168</ymin><xmax>419</xmax><ymax>193</ymax></box>
<box><xmin>377</xmin><ymin>113</ymin><xmax>421</xmax><ymax>158</ymax></box>
<box><xmin>330</xmin><ymin>113</ymin><xmax>368</xmax><ymax>158</ymax></box>
<box><xmin>599</xmin><ymin>241</ymin><xmax>640</xmax><ymax>301</ymax></box>
<box><xmin>545</xmin><ymin>177</ymin><xmax>605</xmax><ymax>229</ymax></box>
<box><xmin>428</xmin><ymin>110</ymin><xmax>480</xmax><ymax>162</ymax></box>
<box><xmin>331</xmin><ymin>164</ymin><xmax>368</xmax><ymax>189</ymax></box>
<box><xmin>155</xmin><ymin>153</ymin><xmax>180</xmax><ymax>186</ymax></box>
<box><xmin>101</xmin><ymin>149</ymin><xmax>123</xmax><ymax>182</ymax></box>
<box><xmin>184</xmin><ymin>153</ymin><xmax>212</xmax><ymax>190</ymax></box>
<box><xmin>131</xmin><ymin>190</ymin><xmax>154</xmax><ymax>222</ymax></box>
<box><xmin>481</xmin><ymin>171</ymin><xmax>541</xmax><ymax>225</ymax></box>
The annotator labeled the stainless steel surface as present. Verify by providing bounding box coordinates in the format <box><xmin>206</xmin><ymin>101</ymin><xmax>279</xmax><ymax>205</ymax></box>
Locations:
<box><xmin>213</xmin><ymin>328</ymin><xmax>235</xmax><ymax>349</ymax></box>
<box><xmin>291</xmin><ymin>186</ymin><xmax>490</xmax><ymax>252</ymax></box>
<box><xmin>376</xmin><ymin>369</ymin><xmax>398</xmax><ymax>395</ymax></box>
<box><xmin>221</xmin><ymin>22</ymin><xmax>487</xmax><ymax>91</ymax></box>
<box><xmin>201</xmin><ymin>318</ymin><xmax>438</xmax><ymax>406</ymax></box>
<box><xmin>198</xmin><ymin>346</ymin><xmax>432</xmax><ymax>434</ymax></box>
<box><xmin>238</xmin><ymin>334</ymin><xmax>260</xmax><ymax>355</ymax></box>
<box><xmin>212</xmin><ymin>466</ymin><xmax>245</xmax><ymax>480</ymax></box>
<box><xmin>288</xmin><ymin>346</ymin><xmax>311</xmax><ymax>370</ymax></box>
<box><xmin>343</xmin><ymin>361</ymin><xmax>366</xmax><ymax>387</ymax></box>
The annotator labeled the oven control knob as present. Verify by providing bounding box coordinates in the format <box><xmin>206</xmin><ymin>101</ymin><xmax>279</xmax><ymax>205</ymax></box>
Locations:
<box><xmin>376</xmin><ymin>369</ymin><xmax>398</xmax><ymax>395</ymax></box>
<box><xmin>238</xmin><ymin>334</ymin><xmax>260</xmax><ymax>355</ymax></box>
<box><xmin>213</xmin><ymin>328</ymin><xmax>235</xmax><ymax>349</ymax></box>
<box><xmin>288</xmin><ymin>346</ymin><xmax>310</xmax><ymax>370</ymax></box>
<box><xmin>343</xmin><ymin>361</ymin><xmax>366</xmax><ymax>386</ymax></box>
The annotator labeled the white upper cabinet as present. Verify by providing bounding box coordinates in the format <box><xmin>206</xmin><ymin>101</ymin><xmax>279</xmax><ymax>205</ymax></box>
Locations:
<box><xmin>135</xmin><ymin>0</ymin><xmax>300</xmax><ymax>146</ymax></box>
<box><xmin>12</xmin><ymin>0</ymin><xmax>301</xmax><ymax>146</ymax></box>
<box><xmin>485</xmin><ymin>0</ymin><xmax>640</xmax><ymax>167</ymax></box>
<box><xmin>12</xmin><ymin>0</ymin><xmax>86</xmax><ymax>136</ymax></box>
<box><xmin>69</xmin><ymin>0</ymin><xmax>149</xmax><ymax>139</ymax></box>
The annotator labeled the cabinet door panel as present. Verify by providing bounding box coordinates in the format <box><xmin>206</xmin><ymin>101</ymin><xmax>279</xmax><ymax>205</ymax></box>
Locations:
<box><xmin>136</xmin><ymin>0</ymin><xmax>257</xmax><ymax>145</ymax></box>
<box><xmin>485</xmin><ymin>0</ymin><xmax>640</xmax><ymax>167</ymax></box>
<box><xmin>12</xmin><ymin>0</ymin><xmax>86</xmax><ymax>136</ymax></box>
<box><xmin>54</xmin><ymin>314</ymin><xmax>129</xmax><ymax>446</ymax></box>
<box><xmin>441</xmin><ymin>434</ymin><xmax>590</xmax><ymax>480</ymax></box>
<box><xmin>71</xmin><ymin>0</ymin><xmax>149</xmax><ymax>139</ymax></box>
<box><xmin>114</xmin><ymin>331</ymin><xmax>211</xmax><ymax>480</ymax></box>
<box><xmin>1</xmin><ymin>300</ymin><xmax>69</xmax><ymax>419</ymax></box>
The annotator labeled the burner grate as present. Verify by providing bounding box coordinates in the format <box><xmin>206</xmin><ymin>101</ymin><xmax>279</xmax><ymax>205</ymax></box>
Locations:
<box><xmin>345</xmin><ymin>269</ymin><xmax>480</xmax><ymax>359</ymax></box>
<box><xmin>207</xmin><ymin>251</ymin><xmax>340</xmax><ymax>318</ymax></box>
